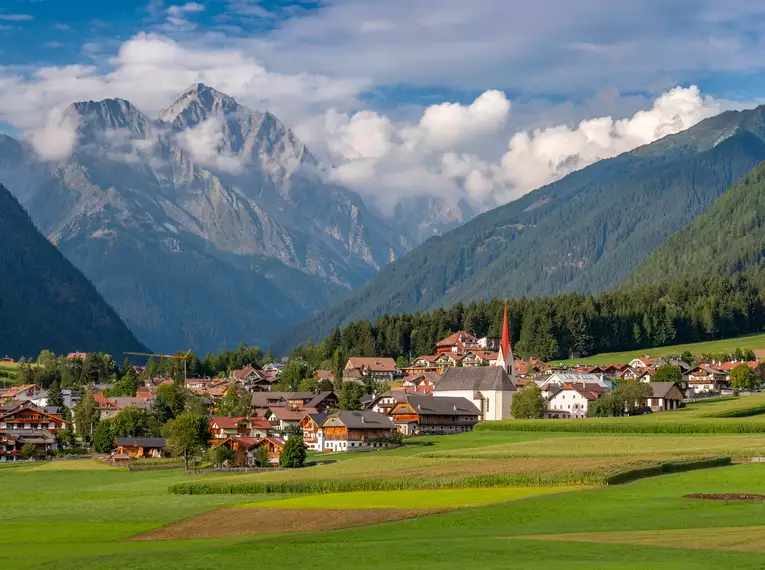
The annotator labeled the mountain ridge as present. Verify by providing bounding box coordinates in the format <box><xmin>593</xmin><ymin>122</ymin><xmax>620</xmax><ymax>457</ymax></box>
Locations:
<box><xmin>273</xmin><ymin>103</ymin><xmax>765</xmax><ymax>353</ymax></box>
<box><xmin>0</xmin><ymin>183</ymin><xmax>147</xmax><ymax>358</ymax></box>
<box><xmin>0</xmin><ymin>84</ymin><xmax>410</xmax><ymax>352</ymax></box>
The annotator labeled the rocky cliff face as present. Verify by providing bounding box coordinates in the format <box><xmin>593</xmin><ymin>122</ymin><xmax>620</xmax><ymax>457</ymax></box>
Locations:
<box><xmin>0</xmin><ymin>84</ymin><xmax>408</xmax><ymax>352</ymax></box>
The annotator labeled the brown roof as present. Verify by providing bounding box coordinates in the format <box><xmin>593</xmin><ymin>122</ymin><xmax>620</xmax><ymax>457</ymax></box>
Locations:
<box><xmin>270</xmin><ymin>407</ymin><xmax>318</xmax><ymax>421</ymax></box>
<box><xmin>345</xmin><ymin>357</ymin><xmax>397</xmax><ymax>372</ymax></box>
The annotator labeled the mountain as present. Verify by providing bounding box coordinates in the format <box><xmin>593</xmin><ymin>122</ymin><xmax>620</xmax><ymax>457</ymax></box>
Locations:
<box><xmin>274</xmin><ymin>105</ymin><xmax>765</xmax><ymax>352</ymax></box>
<box><xmin>0</xmin><ymin>183</ymin><xmax>146</xmax><ymax>358</ymax></box>
<box><xmin>0</xmin><ymin>84</ymin><xmax>409</xmax><ymax>352</ymax></box>
<box><xmin>624</xmin><ymin>160</ymin><xmax>765</xmax><ymax>287</ymax></box>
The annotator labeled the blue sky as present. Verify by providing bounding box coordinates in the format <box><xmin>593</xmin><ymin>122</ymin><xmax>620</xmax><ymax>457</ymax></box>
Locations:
<box><xmin>3</xmin><ymin>1</ymin><xmax>765</xmax><ymax>212</ymax></box>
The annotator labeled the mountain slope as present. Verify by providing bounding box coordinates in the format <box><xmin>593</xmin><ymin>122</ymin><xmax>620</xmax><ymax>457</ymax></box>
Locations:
<box><xmin>0</xmin><ymin>85</ymin><xmax>409</xmax><ymax>352</ymax></box>
<box><xmin>0</xmin><ymin>184</ymin><xmax>146</xmax><ymax>358</ymax></box>
<box><xmin>274</xmin><ymin>105</ymin><xmax>765</xmax><ymax>351</ymax></box>
<box><xmin>624</xmin><ymin>160</ymin><xmax>765</xmax><ymax>287</ymax></box>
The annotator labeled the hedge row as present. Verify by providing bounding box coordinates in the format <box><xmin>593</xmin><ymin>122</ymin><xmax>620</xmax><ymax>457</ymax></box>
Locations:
<box><xmin>604</xmin><ymin>456</ymin><xmax>731</xmax><ymax>484</ymax></box>
<box><xmin>705</xmin><ymin>404</ymin><xmax>765</xmax><ymax>418</ymax></box>
<box><xmin>473</xmin><ymin>420</ymin><xmax>765</xmax><ymax>434</ymax></box>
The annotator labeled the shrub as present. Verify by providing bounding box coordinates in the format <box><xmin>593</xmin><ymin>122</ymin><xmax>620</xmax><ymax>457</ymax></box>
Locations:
<box><xmin>280</xmin><ymin>436</ymin><xmax>307</xmax><ymax>468</ymax></box>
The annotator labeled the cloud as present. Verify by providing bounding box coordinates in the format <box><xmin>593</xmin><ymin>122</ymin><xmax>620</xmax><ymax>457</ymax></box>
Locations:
<box><xmin>52</xmin><ymin>23</ymin><xmax>71</xmax><ymax>31</ymax></box>
<box><xmin>178</xmin><ymin>116</ymin><xmax>245</xmax><ymax>173</ymax></box>
<box><xmin>163</xmin><ymin>3</ymin><xmax>206</xmax><ymax>31</ymax></box>
<box><xmin>417</xmin><ymin>90</ymin><xmax>510</xmax><ymax>148</ymax></box>
<box><xmin>27</xmin><ymin>108</ymin><xmax>80</xmax><ymax>161</ymax></box>
<box><xmin>0</xmin><ymin>14</ymin><xmax>34</xmax><ymax>22</ymax></box>
<box><xmin>44</xmin><ymin>41</ymin><xmax>64</xmax><ymax>49</ymax></box>
<box><xmin>249</xmin><ymin>0</ymin><xmax>765</xmax><ymax>95</ymax></box>
<box><xmin>0</xmin><ymin>33</ymin><xmax>365</xmax><ymax>161</ymax></box>
<box><xmin>300</xmin><ymin>85</ymin><xmax>732</xmax><ymax>215</ymax></box>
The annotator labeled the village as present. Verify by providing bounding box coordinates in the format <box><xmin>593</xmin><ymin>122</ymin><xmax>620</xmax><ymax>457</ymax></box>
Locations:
<box><xmin>0</xmin><ymin>325</ymin><xmax>761</xmax><ymax>465</ymax></box>
<box><xmin>1</xmin><ymin>308</ymin><xmax>762</xmax><ymax>467</ymax></box>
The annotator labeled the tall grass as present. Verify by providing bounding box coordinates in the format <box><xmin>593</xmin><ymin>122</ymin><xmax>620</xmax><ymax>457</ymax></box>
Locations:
<box><xmin>168</xmin><ymin>457</ymin><xmax>730</xmax><ymax>495</ymax></box>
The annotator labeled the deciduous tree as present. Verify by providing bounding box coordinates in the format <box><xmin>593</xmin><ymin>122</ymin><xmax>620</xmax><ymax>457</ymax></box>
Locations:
<box><xmin>163</xmin><ymin>413</ymin><xmax>211</xmax><ymax>470</ymax></box>
<box><xmin>510</xmin><ymin>384</ymin><xmax>547</xmax><ymax>419</ymax></box>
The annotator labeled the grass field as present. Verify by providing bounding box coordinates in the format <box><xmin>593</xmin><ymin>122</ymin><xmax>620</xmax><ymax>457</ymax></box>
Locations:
<box><xmin>550</xmin><ymin>332</ymin><xmax>765</xmax><ymax>365</ymax></box>
<box><xmin>7</xmin><ymin>396</ymin><xmax>765</xmax><ymax>568</ymax></box>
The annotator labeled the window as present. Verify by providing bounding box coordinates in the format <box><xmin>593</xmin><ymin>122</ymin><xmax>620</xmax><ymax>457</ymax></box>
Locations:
<box><xmin>486</xmin><ymin>398</ymin><xmax>490</xmax><ymax>412</ymax></box>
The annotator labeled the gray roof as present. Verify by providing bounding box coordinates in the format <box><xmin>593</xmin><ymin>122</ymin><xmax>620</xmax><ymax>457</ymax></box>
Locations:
<box><xmin>114</xmin><ymin>437</ymin><xmax>166</xmax><ymax>448</ymax></box>
<box><xmin>436</xmin><ymin>367</ymin><xmax>516</xmax><ymax>392</ymax></box>
<box><xmin>307</xmin><ymin>413</ymin><xmax>329</xmax><ymax>425</ymax></box>
<box><xmin>405</xmin><ymin>395</ymin><xmax>481</xmax><ymax>416</ymax></box>
<box><xmin>2</xmin><ymin>429</ymin><xmax>56</xmax><ymax>443</ymax></box>
<box><xmin>325</xmin><ymin>410</ymin><xmax>394</xmax><ymax>429</ymax></box>
<box><xmin>650</xmin><ymin>382</ymin><xmax>683</xmax><ymax>398</ymax></box>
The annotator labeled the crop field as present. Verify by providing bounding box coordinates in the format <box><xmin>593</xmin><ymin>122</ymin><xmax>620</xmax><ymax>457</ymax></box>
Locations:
<box><xmin>7</xmin><ymin>397</ymin><xmax>765</xmax><ymax>568</ymax></box>
<box><xmin>551</xmin><ymin>332</ymin><xmax>765</xmax><ymax>365</ymax></box>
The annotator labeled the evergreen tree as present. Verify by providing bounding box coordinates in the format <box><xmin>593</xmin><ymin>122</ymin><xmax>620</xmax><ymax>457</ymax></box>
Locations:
<box><xmin>48</xmin><ymin>379</ymin><xmax>64</xmax><ymax>410</ymax></box>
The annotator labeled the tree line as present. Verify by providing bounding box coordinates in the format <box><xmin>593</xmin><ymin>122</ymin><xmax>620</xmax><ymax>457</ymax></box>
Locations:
<box><xmin>289</xmin><ymin>276</ymin><xmax>765</xmax><ymax>363</ymax></box>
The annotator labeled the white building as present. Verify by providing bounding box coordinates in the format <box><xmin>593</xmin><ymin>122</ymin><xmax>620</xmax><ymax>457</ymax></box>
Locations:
<box><xmin>537</xmin><ymin>373</ymin><xmax>615</xmax><ymax>392</ymax></box>
<box><xmin>434</xmin><ymin>367</ymin><xmax>516</xmax><ymax>421</ymax></box>
<box><xmin>546</xmin><ymin>384</ymin><xmax>602</xmax><ymax>418</ymax></box>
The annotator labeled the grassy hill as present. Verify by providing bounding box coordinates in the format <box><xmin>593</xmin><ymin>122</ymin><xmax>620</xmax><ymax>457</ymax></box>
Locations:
<box><xmin>550</xmin><ymin>332</ymin><xmax>765</xmax><ymax>366</ymax></box>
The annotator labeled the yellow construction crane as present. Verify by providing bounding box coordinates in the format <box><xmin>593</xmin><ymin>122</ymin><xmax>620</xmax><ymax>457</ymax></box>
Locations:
<box><xmin>124</xmin><ymin>349</ymin><xmax>192</xmax><ymax>381</ymax></box>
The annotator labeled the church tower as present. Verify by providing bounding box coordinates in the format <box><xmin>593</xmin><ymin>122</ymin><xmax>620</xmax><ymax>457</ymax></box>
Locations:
<box><xmin>495</xmin><ymin>305</ymin><xmax>516</xmax><ymax>378</ymax></box>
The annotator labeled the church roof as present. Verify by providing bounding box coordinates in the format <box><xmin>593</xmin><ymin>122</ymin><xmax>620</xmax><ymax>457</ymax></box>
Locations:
<box><xmin>435</xmin><ymin>367</ymin><xmax>517</xmax><ymax>392</ymax></box>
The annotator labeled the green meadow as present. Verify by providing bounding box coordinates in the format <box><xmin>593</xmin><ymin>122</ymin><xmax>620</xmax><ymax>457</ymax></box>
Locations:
<box><xmin>6</xmin><ymin>397</ymin><xmax>765</xmax><ymax>568</ymax></box>
<box><xmin>551</xmin><ymin>331</ymin><xmax>765</xmax><ymax>365</ymax></box>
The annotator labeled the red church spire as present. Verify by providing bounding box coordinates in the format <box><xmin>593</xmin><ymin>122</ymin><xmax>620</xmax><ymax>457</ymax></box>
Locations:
<box><xmin>500</xmin><ymin>304</ymin><xmax>510</xmax><ymax>358</ymax></box>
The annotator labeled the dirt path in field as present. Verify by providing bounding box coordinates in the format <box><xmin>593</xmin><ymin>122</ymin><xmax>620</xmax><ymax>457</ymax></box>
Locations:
<box><xmin>126</xmin><ymin>507</ymin><xmax>446</xmax><ymax>541</ymax></box>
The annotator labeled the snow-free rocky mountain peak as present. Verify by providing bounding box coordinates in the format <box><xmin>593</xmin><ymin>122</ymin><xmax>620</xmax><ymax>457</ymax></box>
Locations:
<box><xmin>0</xmin><ymin>84</ymin><xmax>410</xmax><ymax>352</ymax></box>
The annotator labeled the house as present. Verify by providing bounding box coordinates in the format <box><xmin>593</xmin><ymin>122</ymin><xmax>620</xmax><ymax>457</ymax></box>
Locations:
<box><xmin>434</xmin><ymin>367</ymin><xmax>517</xmax><ymax>421</ymax></box>
<box><xmin>318</xmin><ymin>410</ymin><xmax>395</xmax><ymax>452</ymax></box>
<box><xmin>213</xmin><ymin>437</ymin><xmax>260</xmax><ymax>466</ymax></box>
<box><xmin>297</xmin><ymin>413</ymin><xmax>328</xmax><ymax>451</ymax></box>
<box><xmin>538</xmin><ymin>373</ymin><xmax>615</xmax><ymax>392</ymax></box>
<box><xmin>208</xmin><ymin>416</ymin><xmax>271</xmax><ymax>439</ymax></box>
<box><xmin>390</xmin><ymin>395</ymin><xmax>481</xmax><ymax>435</ymax></box>
<box><xmin>0</xmin><ymin>384</ymin><xmax>42</xmax><ymax>401</ymax></box>
<box><xmin>0</xmin><ymin>403</ymin><xmax>66</xmax><ymax>432</ymax></box>
<box><xmin>629</xmin><ymin>356</ymin><xmax>656</xmax><ymax>369</ymax></box>
<box><xmin>252</xmin><ymin>436</ymin><xmax>286</xmax><ymax>465</ymax></box>
<box><xmin>462</xmin><ymin>350</ymin><xmax>499</xmax><ymax>367</ymax></box>
<box><xmin>344</xmin><ymin>357</ymin><xmax>398</xmax><ymax>383</ymax></box>
<box><xmin>262</xmin><ymin>362</ymin><xmax>285</xmax><ymax>376</ymax></box>
<box><xmin>267</xmin><ymin>407</ymin><xmax>318</xmax><ymax>431</ymax></box>
<box><xmin>546</xmin><ymin>383</ymin><xmax>605</xmax><ymax>418</ymax></box>
<box><xmin>434</xmin><ymin>331</ymin><xmax>481</xmax><ymax>355</ymax></box>
<box><xmin>366</xmin><ymin>389</ymin><xmax>411</xmax><ymax>415</ymax></box>
<box><xmin>341</xmin><ymin>367</ymin><xmax>365</xmax><ymax>385</ymax></box>
<box><xmin>0</xmin><ymin>430</ymin><xmax>57</xmax><ymax>461</ymax></box>
<box><xmin>67</xmin><ymin>352</ymin><xmax>87</xmax><ymax>361</ymax></box>
<box><xmin>114</xmin><ymin>437</ymin><xmax>166</xmax><ymax>458</ymax></box>
<box><xmin>400</xmin><ymin>373</ymin><xmax>438</xmax><ymax>389</ymax></box>
<box><xmin>314</xmin><ymin>370</ymin><xmax>335</xmax><ymax>382</ymax></box>
<box><xmin>251</xmin><ymin>391</ymin><xmax>338</xmax><ymax>415</ymax></box>
<box><xmin>687</xmin><ymin>365</ymin><xmax>729</xmax><ymax>394</ymax></box>
<box><xmin>97</xmin><ymin>396</ymin><xmax>153</xmax><ymax>420</ymax></box>
<box><xmin>718</xmin><ymin>361</ymin><xmax>765</xmax><ymax>381</ymax></box>
<box><xmin>403</xmin><ymin>355</ymin><xmax>444</xmax><ymax>375</ymax></box>
<box><xmin>230</xmin><ymin>365</ymin><xmax>276</xmax><ymax>392</ymax></box>
<box><xmin>645</xmin><ymin>382</ymin><xmax>684</xmax><ymax>411</ymax></box>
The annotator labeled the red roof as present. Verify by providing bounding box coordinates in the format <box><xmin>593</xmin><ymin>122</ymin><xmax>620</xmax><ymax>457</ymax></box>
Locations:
<box><xmin>500</xmin><ymin>305</ymin><xmax>511</xmax><ymax>359</ymax></box>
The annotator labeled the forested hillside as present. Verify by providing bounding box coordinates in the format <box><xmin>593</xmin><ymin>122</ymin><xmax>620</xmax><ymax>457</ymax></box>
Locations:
<box><xmin>292</xmin><ymin>276</ymin><xmax>765</xmax><ymax>363</ymax></box>
<box><xmin>624</xmin><ymin>161</ymin><xmax>765</xmax><ymax>287</ymax></box>
<box><xmin>276</xmin><ymin>105</ymin><xmax>765</xmax><ymax>351</ymax></box>
<box><xmin>0</xmin><ymin>184</ymin><xmax>147</xmax><ymax>358</ymax></box>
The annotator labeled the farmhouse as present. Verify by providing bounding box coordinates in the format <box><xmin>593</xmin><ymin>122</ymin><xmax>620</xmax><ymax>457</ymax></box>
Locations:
<box><xmin>267</xmin><ymin>407</ymin><xmax>318</xmax><ymax>431</ymax></box>
<box><xmin>645</xmin><ymin>382</ymin><xmax>684</xmax><ymax>411</ymax></box>
<box><xmin>546</xmin><ymin>383</ymin><xmax>605</xmax><ymax>418</ymax></box>
<box><xmin>297</xmin><ymin>413</ymin><xmax>328</xmax><ymax>451</ymax></box>
<box><xmin>213</xmin><ymin>437</ymin><xmax>260</xmax><ymax>466</ymax></box>
<box><xmin>251</xmin><ymin>391</ymin><xmax>338</xmax><ymax>415</ymax></box>
<box><xmin>252</xmin><ymin>437</ymin><xmax>286</xmax><ymax>465</ymax></box>
<box><xmin>318</xmin><ymin>410</ymin><xmax>395</xmax><ymax>452</ymax></box>
<box><xmin>114</xmin><ymin>437</ymin><xmax>166</xmax><ymax>458</ymax></box>
<box><xmin>0</xmin><ymin>384</ymin><xmax>42</xmax><ymax>401</ymax></box>
<box><xmin>687</xmin><ymin>365</ymin><xmax>729</xmax><ymax>393</ymax></box>
<box><xmin>539</xmin><ymin>373</ymin><xmax>615</xmax><ymax>392</ymax></box>
<box><xmin>434</xmin><ymin>367</ymin><xmax>516</xmax><ymax>421</ymax></box>
<box><xmin>209</xmin><ymin>416</ymin><xmax>271</xmax><ymax>440</ymax></box>
<box><xmin>344</xmin><ymin>357</ymin><xmax>398</xmax><ymax>382</ymax></box>
<box><xmin>0</xmin><ymin>403</ymin><xmax>66</xmax><ymax>432</ymax></box>
<box><xmin>0</xmin><ymin>430</ymin><xmax>57</xmax><ymax>462</ymax></box>
<box><xmin>389</xmin><ymin>394</ymin><xmax>481</xmax><ymax>435</ymax></box>
<box><xmin>230</xmin><ymin>365</ymin><xmax>276</xmax><ymax>392</ymax></box>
